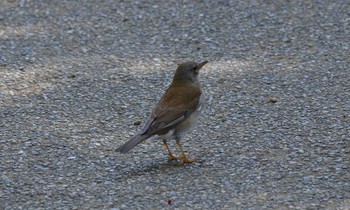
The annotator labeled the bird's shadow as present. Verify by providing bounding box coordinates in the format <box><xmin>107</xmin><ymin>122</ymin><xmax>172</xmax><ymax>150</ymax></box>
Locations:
<box><xmin>131</xmin><ymin>160</ymin><xmax>185</xmax><ymax>176</ymax></box>
<box><xmin>113</xmin><ymin>157</ymin><xmax>205</xmax><ymax>180</ymax></box>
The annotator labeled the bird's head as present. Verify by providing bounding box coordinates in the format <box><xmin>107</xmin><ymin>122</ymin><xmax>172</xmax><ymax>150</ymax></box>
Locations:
<box><xmin>172</xmin><ymin>61</ymin><xmax>208</xmax><ymax>84</ymax></box>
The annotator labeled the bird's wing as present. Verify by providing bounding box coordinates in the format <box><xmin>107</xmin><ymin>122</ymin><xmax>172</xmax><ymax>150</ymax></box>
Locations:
<box><xmin>141</xmin><ymin>85</ymin><xmax>201</xmax><ymax>135</ymax></box>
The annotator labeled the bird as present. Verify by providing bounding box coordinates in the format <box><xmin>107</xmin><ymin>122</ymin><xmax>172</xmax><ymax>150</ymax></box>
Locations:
<box><xmin>116</xmin><ymin>61</ymin><xmax>208</xmax><ymax>164</ymax></box>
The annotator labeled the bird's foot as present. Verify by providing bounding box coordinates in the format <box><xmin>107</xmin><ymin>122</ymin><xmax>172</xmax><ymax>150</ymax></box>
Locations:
<box><xmin>168</xmin><ymin>154</ymin><xmax>181</xmax><ymax>161</ymax></box>
<box><xmin>177</xmin><ymin>157</ymin><xmax>196</xmax><ymax>165</ymax></box>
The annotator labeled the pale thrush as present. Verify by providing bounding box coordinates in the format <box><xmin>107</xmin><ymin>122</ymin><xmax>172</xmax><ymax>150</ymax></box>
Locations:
<box><xmin>116</xmin><ymin>61</ymin><xmax>208</xmax><ymax>164</ymax></box>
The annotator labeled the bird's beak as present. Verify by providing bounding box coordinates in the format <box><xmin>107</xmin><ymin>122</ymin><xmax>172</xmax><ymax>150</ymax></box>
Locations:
<box><xmin>197</xmin><ymin>61</ymin><xmax>208</xmax><ymax>70</ymax></box>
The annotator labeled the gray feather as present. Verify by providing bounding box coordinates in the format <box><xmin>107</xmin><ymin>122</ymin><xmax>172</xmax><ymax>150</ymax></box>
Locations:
<box><xmin>116</xmin><ymin>134</ymin><xmax>150</xmax><ymax>153</ymax></box>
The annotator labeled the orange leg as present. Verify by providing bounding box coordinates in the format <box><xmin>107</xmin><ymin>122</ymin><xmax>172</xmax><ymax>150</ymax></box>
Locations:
<box><xmin>177</xmin><ymin>142</ymin><xmax>196</xmax><ymax>164</ymax></box>
<box><xmin>163</xmin><ymin>141</ymin><xmax>180</xmax><ymax>160</ymax></box>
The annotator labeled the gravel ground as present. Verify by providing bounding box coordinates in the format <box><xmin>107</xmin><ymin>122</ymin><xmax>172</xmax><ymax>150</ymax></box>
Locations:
<box><xmin>1</xmin><ymin>0</ymin><xmax>349</xmax><ymax>209</ymax></box>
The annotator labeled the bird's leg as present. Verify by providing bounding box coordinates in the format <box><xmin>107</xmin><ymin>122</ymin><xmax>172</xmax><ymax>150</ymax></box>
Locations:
<box><xmin>176</xmin><ymin>141</ymin><xmax>196</xmax><ymax>164</ymax></box>
<box><xmin>163</xmin><ymin>140</ymin><xmax>180</xmax><ymax>160</ymax></box>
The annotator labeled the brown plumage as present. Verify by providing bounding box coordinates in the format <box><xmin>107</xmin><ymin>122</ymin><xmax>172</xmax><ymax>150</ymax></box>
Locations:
<box><xmin>116</xmin><ymin>61</ymin><xmax>208</xmax><ymax>164</ymax></box>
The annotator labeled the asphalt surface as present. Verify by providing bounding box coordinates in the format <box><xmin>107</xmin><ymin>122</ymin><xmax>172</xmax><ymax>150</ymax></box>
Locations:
<box><xmin>1</xmin><ymin>0</ymin><xmax>349</xmax><ymax>209</ymax></box>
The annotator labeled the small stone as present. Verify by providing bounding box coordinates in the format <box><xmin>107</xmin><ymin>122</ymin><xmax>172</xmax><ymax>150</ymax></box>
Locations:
<box><xmin>68</xmin><ymin>74</ymin><xmax>76</xmax><ymax>78</ymax></box>
<box><xmin>133</xmin><ymin>120</ymin><xmax>142</xmax><ymax>125</ymax></box>
<box><xmin>269</xmin><ymin>97</ymin><xmax>278</xmax><ymax>103</ymax></box>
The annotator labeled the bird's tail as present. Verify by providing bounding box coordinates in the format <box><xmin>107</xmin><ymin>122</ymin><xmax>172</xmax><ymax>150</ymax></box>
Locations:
<box><xmin>116</xmin><ymin>134</ymin><xmax>150</xmax><ymax>153</ymax></box>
